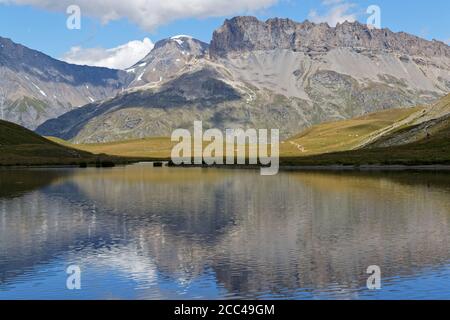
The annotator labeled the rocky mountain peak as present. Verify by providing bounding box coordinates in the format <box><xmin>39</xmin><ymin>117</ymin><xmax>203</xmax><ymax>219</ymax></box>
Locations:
<box><xmin>151</xmin><ymin>35</ymin><xmax>208</xmax><ymax>56</ymax></box>
<box><xmin>210</xmin><ymin>16</ymin><xmax>450</xmax><ymax>58</ymax></box>
<box><xmin>126</xmin><ymin>36</ymin><xmax>208</xmax><ymax>87</ymax></box>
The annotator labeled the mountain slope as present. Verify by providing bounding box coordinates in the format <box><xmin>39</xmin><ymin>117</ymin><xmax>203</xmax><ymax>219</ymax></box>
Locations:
<box><xmin>210</xmin><ymin>17</ymin><xmax>449</xmax><ymax>111</ymax></box>
<box><xmin>37</xmin><ymin>17</ymin><xmax>450</xmax><ymax>143</ymax></box>
<box><xmin>283</xmin><ymin>93</ymin><xmax>450</xmax><ymax>156</ymax></box>
<box><xmin>282</xmin><ymin>107</ymin><xmax>424</xmax><ymax>156</ymax></box>
<box><xmin>0</xmin><ymin>120</ymin><xmax>131</xmax><ymax>166</ymax></box>
<box><xmin>366</xmin><ymin>93</ymin><xmax>450</xmax><ymax>148</ymax></box>
<box><xmin>281</xmin><ymin>94</ymin><xmax>450</xmax><ymax>166</ymax></box>
<box><xmin>281</xmin><ymin>123</ymin><xmax>450</xmax><ymax>167</ymax></box>
<box><xmin>0</xmin><ymin>119</ymin><xmax>90</xmax><ymax>165</ymax></box>
<box><xmin>281</xmin><ymin>136</ymin><xmax>450</xmax><ymax>166</ymax></box>
<box><xmin>0</xmin><ymin>36</ymin><xmax>133</xmax><ymax>129</ymax></box>
<box><xmin>37</xmin><ymin>65</ymin><xmax>248</xmax><ymax>143</ymax></box>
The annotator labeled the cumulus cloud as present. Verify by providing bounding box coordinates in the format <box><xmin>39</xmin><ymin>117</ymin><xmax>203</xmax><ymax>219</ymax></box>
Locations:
<box><xmin>61</xmin><ymin>38</ymin><xmax>154</xmax><ymax>70</ymax></box>
<box><xmin>0</xmin><ymin>0</ymin><xmax>278</xmax><ymax>31</ymax></box>
<box><xmin>308</xmin><ymin>0</ymin><xmax>357</xmax><ymax>27</ymax></box>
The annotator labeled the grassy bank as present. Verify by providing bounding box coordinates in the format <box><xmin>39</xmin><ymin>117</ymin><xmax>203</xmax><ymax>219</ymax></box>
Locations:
<box><xmin>280</xmin><ymin>125</ymin><xmax>450</xmax><ymax>166</ymax></box>
<box><xmin>282</xmin><ymin>107</ymin><xmax>423</xmax><ymax>156</ymax></box>
<box><xmin>48</xmin><ymin>136</ymin><xmax>175</xmax><ymax>159</ymax></box>
<box><xmin>0</xmin><ymin>120</ymin><xmax>150</xmax><ymax>167</ymax></box>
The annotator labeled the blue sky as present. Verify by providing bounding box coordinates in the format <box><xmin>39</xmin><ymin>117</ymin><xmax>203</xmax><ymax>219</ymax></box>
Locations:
<box><xmin>0</xmin><ymin>0</ymin><xmax>448</xmax><ymax>69</ymax></box>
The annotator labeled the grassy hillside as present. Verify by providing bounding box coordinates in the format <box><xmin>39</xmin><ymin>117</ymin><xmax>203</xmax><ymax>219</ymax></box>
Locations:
<box><xmin>48</xmin><ymin>136</ymin><xmax>175</xmax><ymax>159</ymax></box>
<box><xmin>281</xmin><ymin>106</ymin><xmax>450</xmax><ymax>166</ymax></box>
<box><xmin>280</xmin><ymin>94</ymin><xmax>450</xmax><ymax>166</ymax></box>
<box><xmin>280</xmin><ymin>123</ymin><xmax>450</xmax><ymax>166</ymax></box>
<box><xmin>281</xmin><ymin>107</ymin><xmax>424</xmax><ymax>156</ymax></box>
<box><xmin>0</xmin><ymin>120</ymin><xmax>134</xmax><ymax>166</ymax></box>
<box><xmin>366</xmin><ymin>93</ymin><xmax>450</xmax><ymax>148</ymax></box>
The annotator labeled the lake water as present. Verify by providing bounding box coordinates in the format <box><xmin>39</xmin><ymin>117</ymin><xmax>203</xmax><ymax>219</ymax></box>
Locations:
<box><xmin>1</xmin><ymin>164</ymin><xmax>450</xmax><ymax>300</ymax></box>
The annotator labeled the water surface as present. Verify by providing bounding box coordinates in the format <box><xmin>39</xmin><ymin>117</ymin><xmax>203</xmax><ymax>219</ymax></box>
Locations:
<box><xmin>1</xmin><ymin>164</ymin><xmax>450</xmax><ymax>299</ymax></box>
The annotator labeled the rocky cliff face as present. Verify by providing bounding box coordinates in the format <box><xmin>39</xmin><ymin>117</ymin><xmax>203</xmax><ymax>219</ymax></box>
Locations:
<box><xmin>0</xmin><ymin>36</ymin><xmax>132</xmax><ymax>129</ymax></box>
<box><xmin>210</xmin><ymin>17</ymin><xmax>450</xmax><ymax>58</ymax></box>
<box><xmin>37</xmin><ymin>17</ymin><xmax>450</xmax><ymax>143</ymax></box>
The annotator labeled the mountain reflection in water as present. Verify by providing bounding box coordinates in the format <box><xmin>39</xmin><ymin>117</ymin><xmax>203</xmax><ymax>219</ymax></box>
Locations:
<box><xmin>1</xmin><ymin>164</ymin><xmax>450</xmax><ymax>299</ymax></box>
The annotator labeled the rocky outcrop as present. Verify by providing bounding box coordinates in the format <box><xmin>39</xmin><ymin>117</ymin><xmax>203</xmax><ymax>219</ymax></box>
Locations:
<box><xmin>210</xmin><ymin>16</ymin><xmax>450</xmax><ymax>58</ymax></box>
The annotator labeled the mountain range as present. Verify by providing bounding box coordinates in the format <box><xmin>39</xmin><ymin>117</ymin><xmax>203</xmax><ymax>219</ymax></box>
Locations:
<box><xmin>1</xmin><ymin>16</ymin><xmax>449</xmax><ymax>143</ymax></box>
<box><xmin>0</xmin><ymin>36</ymin><xmax>133</xmax><ymax>129</ymax></box>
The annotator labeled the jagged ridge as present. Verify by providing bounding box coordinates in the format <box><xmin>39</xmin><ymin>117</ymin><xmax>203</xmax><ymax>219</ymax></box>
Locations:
<box><xmin>210</xmin><ymin>16</ymin><xmax>450</xmax><ymax>58</ymax></box>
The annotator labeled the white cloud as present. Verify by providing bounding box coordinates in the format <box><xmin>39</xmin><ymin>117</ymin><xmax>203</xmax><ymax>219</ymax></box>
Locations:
<box><xmin>308</xmin><ymin>0</ymin><xmax>357</xmax><ymax>27</ymax></box>
<box><xmin>61</xmin><ymin>38</ymin><xmax>154</xmax><ymax>70</ymax></box>
<box><xmin>0</xmin><ymin>0</ymin><xmax>278</xmax><ymax>31</ymax></box>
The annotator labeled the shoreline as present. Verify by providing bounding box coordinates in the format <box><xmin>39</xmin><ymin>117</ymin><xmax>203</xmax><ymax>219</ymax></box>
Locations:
<box><xmin>2</xmin><ymin>161</ymin><xmax>450</xmax><ymax>172</ymax></box>
<box><xmin>153</xmin><ymin>163</ymin><xmax>450</xmax><ymax>172</ymax></box>
<box><xmin>279</xmin><ymin>164</ymin><xmax>450</xmax><ymax>171</ymax></box>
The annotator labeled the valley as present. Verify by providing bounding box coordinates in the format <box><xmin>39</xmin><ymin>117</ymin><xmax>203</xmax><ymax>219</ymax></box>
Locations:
<box><xmin>33</xmin><ymin>94</ymin><xmax>449</xmax><ymax>168</ymax></box>
<box><xmin>35</xmin><ymin>17</ymin><xmax>450</xmax><ymax>144</ymax></box>
<box><xmin>2</xmin><ymin>92</ymin><xmax>449</xmax><ymax>168</ymax></box>
<box><xmin>1</xmin><ymin>16</ymin><xmax>449</xmax><ymax>168</ymax></box>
